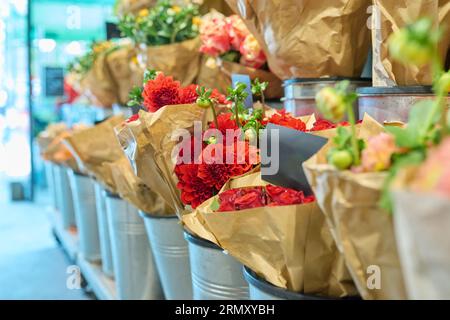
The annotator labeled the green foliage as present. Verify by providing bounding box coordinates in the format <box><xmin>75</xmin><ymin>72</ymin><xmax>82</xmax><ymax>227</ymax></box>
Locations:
<box><xmin>117</xmin><ymin>0</ymin><xmax>200</xmax><ymax>46</ymax></box>
<box><xmin>127</xmin><ymin>86</ymin><xmax>144</xmax><ymax>107</ymax></box>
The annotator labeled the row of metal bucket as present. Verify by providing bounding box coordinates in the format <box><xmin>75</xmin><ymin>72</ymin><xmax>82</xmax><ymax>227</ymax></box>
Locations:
<box><xmin>283</xmin><ymin>78</ymin><xmax>439</xmax><ymax>122</ymax></box>
<box><xmin>46</xmin><ymin>161</ymin><xmax>320</xmax><ymax>300</ymax></box>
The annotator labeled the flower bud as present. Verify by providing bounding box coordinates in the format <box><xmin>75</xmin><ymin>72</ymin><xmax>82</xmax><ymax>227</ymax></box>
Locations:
<box><xmin>316</xmin><ymin>87</ymin><xmax>346</xmax><ymax>122</ymax></box>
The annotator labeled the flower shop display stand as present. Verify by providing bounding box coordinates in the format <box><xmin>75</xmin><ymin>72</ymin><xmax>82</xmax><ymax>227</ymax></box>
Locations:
<box><xmin>49</xmin><ymin>208</ymin><xmax>78</xmax><ymax>263</ymax></box>
<box><xmin>77</xmin><ymin>255</ymin><xmax>117</xmax><ymax>300</ymax></box>
<box><xmin>140</xmin><ymin>212</ymin><xmax>193</xmax><ymax>300</ymax></box>
<box><xmin>283</xmin><ymin>78</ymin><xmax>370</xmax><ymax>117</ymax></box>
<box><xmin>184</xmin><ymin>230</ymin><xmax>249</xmax><ymax>300</ymax></box>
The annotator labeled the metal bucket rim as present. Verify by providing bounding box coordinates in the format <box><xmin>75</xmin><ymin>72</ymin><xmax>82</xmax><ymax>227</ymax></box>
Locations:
<box><xmin>183</xmin><ymin>229</ymin><xmax>221</xmax><ymax>250</ymax></box>
<box><xmin>105</xmin><ymin>190</ymin><xmax>121</xmax><ymax>199</ymax></box>
<box><xmin>139</xmin><ymin>211</ymin><xmax>178</xmax><ymax>220</ymax></box>
<box><xmin>243</xmin><ymin>266</ymin><xmax>359</xmax><ymax>300</ymax></box>
<box><xmin>71</xmin><ymin>170</ymin><xmax>89</xmax><ymax>178</ymax></box>
<box><xmin>356</xmin><ymin>85</ymin><xmax>441</xmax><ymax>95</ymax></box>
<box><xmin>283</xmin><ymin>77</ymin><xmax>371</xmax><ymax>86</ymax></box>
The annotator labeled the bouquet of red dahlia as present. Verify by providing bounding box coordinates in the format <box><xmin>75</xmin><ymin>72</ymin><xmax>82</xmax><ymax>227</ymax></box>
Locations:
<box><xmin>196</xmin><ymin>12</ymin><xmax>283</xmax><ymax>99</ymax></box>
<box><xmin>182</xmin><ymin>170</ymin><xmax>357</xmax><ymax>297</ymax></box>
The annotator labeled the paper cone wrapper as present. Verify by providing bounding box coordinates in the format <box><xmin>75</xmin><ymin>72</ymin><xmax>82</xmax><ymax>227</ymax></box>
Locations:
<box><xmin>372</xmin><ymin>0</ymin><xmax>450</xmax><ymax>86</ymax></box>
<box><xmin>116</xmin><ymin>119</ymin><xmax>176</xmax><ymax>214</ymax></box>
<box><xmin>303</xmin><ymin>114</ymin><xmax>407</xmax><ymax>299</ymax></box>
<box><xmin>139</xmin><ymin>37</ymin><xmax>202</xmax><ymax>87</ymax></box>
<box><xmin>37</xmin><ymin>122</ymin><xmax>68</xmax><ymax>154</ymax></box>
<box><xmin>43</xmin><ymin>130</ymin><xmax>83</xmax><ymax>172</ymax></box>
<box><xmin>391</xmin><ymin>168</ymin><xmax>450</xmax><ymax>299</ymax></box>
<box><xmin>137</xmin><ymin>104</ymin><xmax>214</xmax><ymax>215</ymax></box>
<box><xmin>106</xmin><ymin>45</ymin><xmax>143</xmax><ymax>106</ymax></box>
<box><xmin>225</xmin><ymin>0</ymin><xmax>371</xmax><ymax>80</ymax></box>
<box><xmin>196</xmin><ymin>57</ymin><xmax>283</xmax><ymax>98</ymax></box>
<box><xmin>182</xmin><ymin>171</ymin><xmax>357</xmax><ymax>297</ymax></box>
<box><xmin>82</xmin><ymin>51</ymin><xmax>119</xmax><ymax>108</ymax></box>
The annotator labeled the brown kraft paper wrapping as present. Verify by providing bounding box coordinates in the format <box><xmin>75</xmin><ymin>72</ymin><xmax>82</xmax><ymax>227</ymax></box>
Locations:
<box><xmin>137</xmin><ymin>104</ymin><xmax>212</xmax><ymax>215</ymax></box>
<box><xmin>225</xmin><ymin>0</ymin><xmax>372</xmax><ymax>80</ymax></box>
<box><xmin>115</xmin><ymin>119</ymin><xmax>176</xmax><ymax>213</ymax></box>
<box><xmin>372</xmin><ymin>0</ymin><xmax>450</xmax><ymax>86</ymax></box>
<box><xmin>43</xmin><ymin>131</ymin><xmax>81</xmax><ymax>173</ymax></box>
<box><xmin>303</xmin><ymin>114</ymin><xmax>407</xmax><ymax>299</ymax></box>
<box><xmin>392</xmin><ymin>168</ymin><xmax>450</xmax><ymax>299</ymax></box>
<box><xmin>82</xmin><ymin>51</ymin><xmax>119</xmax><ymax>108</ymax></box>
<box><xmin>139</xmin><ymin>37</ymin><xmax>202</xmax><ymax>87</ymax></box>
<box><xmin>115</xmin><ymin>0</ymin><xmax>156</xmax><ymax>17</ymax></box>
<box><xmin>182</xmin><ymin>171</ymin><xmax>357</xmax><ymax>297</ymax></box>
<box><xmin>37</xmin><ymin>123</ymin><xmax>68</xmax><ymax>154</ymax></box>
<box><xmin>64</xmin><ymin>115</ymin><xmax>169</xmax><ymax>214</ymax></box>
<box><xmin>106</xmin><ymin>45</ymin><xmax>143</xmax><ymax>106</ymax></box>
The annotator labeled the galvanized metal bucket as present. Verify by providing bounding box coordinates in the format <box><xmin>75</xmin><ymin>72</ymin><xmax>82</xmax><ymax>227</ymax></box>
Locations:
<box><xmin>105</xmin><ymin>192</ymin><xmax>164</xmax><ymax>300</ymax></box>
<box><xmin>68</xmin><ymin>171</ymin><xmax>101</xmax><ymax>262</ymax></box>
<box><xmin>52</xmin><ymin>165</ymin><xmax>76</xmax><ymax>229</ymax></box>
<box><xmin>94</xmin><ymin>182</ymin><xmax>114</xmax><ymax>277</ymax></box>
<box><xmin>44</xmin><ymin>161</ymin><xmax>58</xmax><ymax>211</ymax></box>
<box><xmin>357</xmin><ymin>86</ymin><xmax>450</xmax><ymax>123</ymax></box>
<box><xmin>184</xmin><ymin>230</ymin><xmax>249</xmax><ymax>300</ymax></box>
<box><xmin>243</xmin><ymin>266</ymin><xmax>361</xmax><ymax>300</ymax></box>
<box><xmin>283</xmin><ymin>77</ymin><xmax>371</xmax><ymax>117</ymax></box>
<box><xmin>140</xmin><ymin>212</ymin><xmax>193</xmax><ymax>300</ymax></box>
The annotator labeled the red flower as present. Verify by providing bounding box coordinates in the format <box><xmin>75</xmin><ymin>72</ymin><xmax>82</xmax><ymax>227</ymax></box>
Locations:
<box><xmin>309</xmin><ymin>119</ymin><xmax>336</xmax><ymax>131</ymax></box>
<box><xmin>218</xmin><ymin>187</ymin><xmax>265</xmax><ymax>212</ymax></box>
<box><xmin>126</xmin><ymin>113</ymin><xmax>140</xmax><ymax>123</ymax></box>
<box><xmin>142</xmin><ymin>73</ymin><xmax>181</xmax><ymax>112</ymax></box>
<box><xmin>266</xmin><ymin>185</ymin><xmax>314</xmax><ymax>206</ymax></box>
<box><xmin>175</xmin><ymin>164</ymin><xmax>214</xmax><ymax>209</ymax></box>
<box><xmin>211</xmin><ymin>89</ymin><xmax>230</xmax><ymax>105</ymax></box>
<box><xmin>209</xmin><ymin>112</ymin><xmax>239</xmax><ymax>133</ymax></box>
<box><xmin>267</xmin><ymin>110</ymin><xmax>306</xmax><ymax>131</ymax></box>
<box><xmin>178</xmin><ymin>84</ymin><xmax>199</xmax><ymax>104</ymax></box>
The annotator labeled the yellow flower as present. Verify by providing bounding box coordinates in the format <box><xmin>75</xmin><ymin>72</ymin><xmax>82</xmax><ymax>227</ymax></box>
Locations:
<box><xmin>172</xmin><ymin>5</ymin><xmax>181</xmax><ymax>14</ymax></box>
<box><xmin>138</xmin><ymin>8</ymin><xmax>149</xmax><ymax>17</ymax></box>
<box><xmin>192</xmin><ymin>16</ymin><xmax>202</xmax><ymax>26</ymax></box>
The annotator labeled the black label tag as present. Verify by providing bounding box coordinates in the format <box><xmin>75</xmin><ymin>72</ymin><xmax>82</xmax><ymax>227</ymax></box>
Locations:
<box><xmin>260</xmin><ymin>124</ymin><xmax>328</xmax><ymax>194</ymax></box>
<box><xmin>231</xmin><ymin>74</ymin><xmax>253</xmax><ymax>108</ymax></box>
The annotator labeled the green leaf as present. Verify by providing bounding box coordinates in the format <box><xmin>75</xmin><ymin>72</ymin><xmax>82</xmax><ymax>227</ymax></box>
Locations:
<box><xmin>385</xmin><ymin>126</ymin><xmax>418</xmax><ymax>148</ymax></box>
<box><xmin>210</xmin><ymin>198</ymin><xmax>220</xmax><ymax>211</ymax></box>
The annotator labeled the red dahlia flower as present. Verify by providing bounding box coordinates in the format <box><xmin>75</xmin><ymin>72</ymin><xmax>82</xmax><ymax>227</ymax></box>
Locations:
<box><xmin>266</xmin><ymin>185</ymin><xmax>315</xmax><ymax>206</ymax></box>
<box><xmin>175</xmin><ymin>163</ymin><xmax>214</xmax><ymax>209</ymax></box>
<box><xmin>142</xmin><ymin>73</ymin><xmax>181</xmax><ymax>112</ymax></box>
<box><xmin>209</xmin><ymin>112</ymin><xmax>239</xmax><ymax>133</ymax></box>
<box><xmin>126</xmin><ymin>113</ymin><xmax>140</xmax><ymax>123</ymax></box>
<box><xmin>178</xmin><ymin>84</ymin><xmax>199</xmax><ymax>104</ymax></box>
<box><xmin>267</xmin><ymin>110</ymin><xmax>307</xmax><ymax>131</ymax></box>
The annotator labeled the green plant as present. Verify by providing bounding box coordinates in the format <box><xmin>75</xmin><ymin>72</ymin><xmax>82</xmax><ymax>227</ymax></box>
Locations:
<box><xmin>118</xmin><ymin>0</ymin><xmax>200</xmax><ymax>46</ymax></box>
<box><xmin>226</xmin><ymin>82</ymin><xmax>249</xmax><ymax>128</ymax></box>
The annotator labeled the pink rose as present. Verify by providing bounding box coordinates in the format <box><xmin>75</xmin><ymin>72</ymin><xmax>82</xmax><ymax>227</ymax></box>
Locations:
<box><xmin>200</xmin><ymin>16</ymin><xmax>231</xmax><ymax>57</ymax></box>
<box><xmin>225</xmin><ymin>15</ymin><xmax>249</xmax><ymax>50</ymax></box>
<box><xmin>239</xmin><ymin>34</ymin><xmax>266</xmax><ymax>69</ymax></box>
<box><xmin>356</xmin><ymin>133</ymin><xmax>397</xmax><ymax>172</ymax></box>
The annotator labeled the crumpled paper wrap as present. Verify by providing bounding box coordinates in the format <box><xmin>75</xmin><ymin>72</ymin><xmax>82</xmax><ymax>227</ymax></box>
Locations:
<box><xmin>392</xmin><ymin>168</ymin><xmax>450</xmax><ymax>299</ymax></box>
<box><xmin>197</xmin><ymin>56</ymin><xmax>283</xmax><ymax>99</ymax></box>
<box><xmin>43</xmin><ymin>131</ymin><xmax>81</xmax><ymax>172</ymax></box>
<box><xmin>136</xmin><ymin>104</ymin><xmax>213</xmax><ymax>215</ymax></box>
<box><xmin>138</xmin><ymin>37</ymin><xmax>202</xmax><ymax>87</ymax></box>
<box><xmin>372</xmin><ymin>0</ymin><xmax>450</xmax><ymax>86</ymax></box>
<box><xmin>115</xmin><ymin>0</ymin><xmax>156</xmax><ymax>17</ymax></box>
<box><xmin>82</xmin><ymin>50</ymin><xmax>119</xmax><ymax>108</ymax></box>
<box><xmin>303</xmin><ymin>114</ymin><xmax>407</xmax><ymax>299</ymax></box>
<box><xmin>182</xmin><ymin>171</ymin><xmax>357</xmax><ymax>297</ymax></box>
<box><xmin>106</xmin><ymin>45</ymin><xmax>143</xmax><ymax>106</ymax></box>
<box><xmin>115</xmin><ymin>119</ymin><xmax>176</xmax><ymax>213</ymax></box>
<box><xmin>36</xmin><ymin>122</ymin><xmax>68</xmax><ymax>154</ymax></box>
<box><xmin>225</xmin><ymin>0</ymin><xmax>372</xmax><ymax>80</ymax></box>
<box><xmin>64</xmin><ymin>115</ymin><xmax>170</xmax><ymax>214</ymax></box>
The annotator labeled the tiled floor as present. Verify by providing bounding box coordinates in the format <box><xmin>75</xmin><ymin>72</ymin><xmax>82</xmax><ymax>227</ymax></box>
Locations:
<box><xmin>0</xmin><ymin>180</ymin><xmax>91</xmax><ymax>300</ymax></box>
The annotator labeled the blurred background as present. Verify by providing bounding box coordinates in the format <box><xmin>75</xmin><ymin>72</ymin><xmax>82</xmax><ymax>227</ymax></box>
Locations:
<box><xmin>0</xmin><ymin>0</ymin><xmax>115</xmax><ymax>299</ymax></box>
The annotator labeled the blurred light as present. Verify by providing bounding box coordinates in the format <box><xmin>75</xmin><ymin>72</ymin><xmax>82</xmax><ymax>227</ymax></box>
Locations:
<box><xmin>65</xmin><ymin>41</ymin><xmax>83</xmax><ymax>56</ymax></box>
<box><xmin>11</xmin><ymin>0</ymin><xmax>27</xmax><ymax>16</ymax></box>
<box><xmin>0</xmin><ymin>2</ymin><xmax>10</xmax><ymax>18</ymax></box>
<box><xmin>38</xmin><ymin>38</ymin><xmax>56</xmax><ymax>53</ymax></box>
<box><xmin>0</xmin><ymin>90</ymin><xmax>8</xmax><ymax>107</ymax></box>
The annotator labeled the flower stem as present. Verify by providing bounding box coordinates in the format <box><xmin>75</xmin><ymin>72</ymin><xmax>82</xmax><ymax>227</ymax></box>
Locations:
<box><xmin>347</xmin><ymin>103</ymin><xmax>360</xmax><ymax>165</ymax></box>
<box><xmin>234</xmin><ymin>103</ymin><xmax>241</xmax><ymax>128</ymax></box>
<box><xmin>211</xmin><ymin>103</ymin><xmax>219</xmax><ymax>130</ymax></box>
